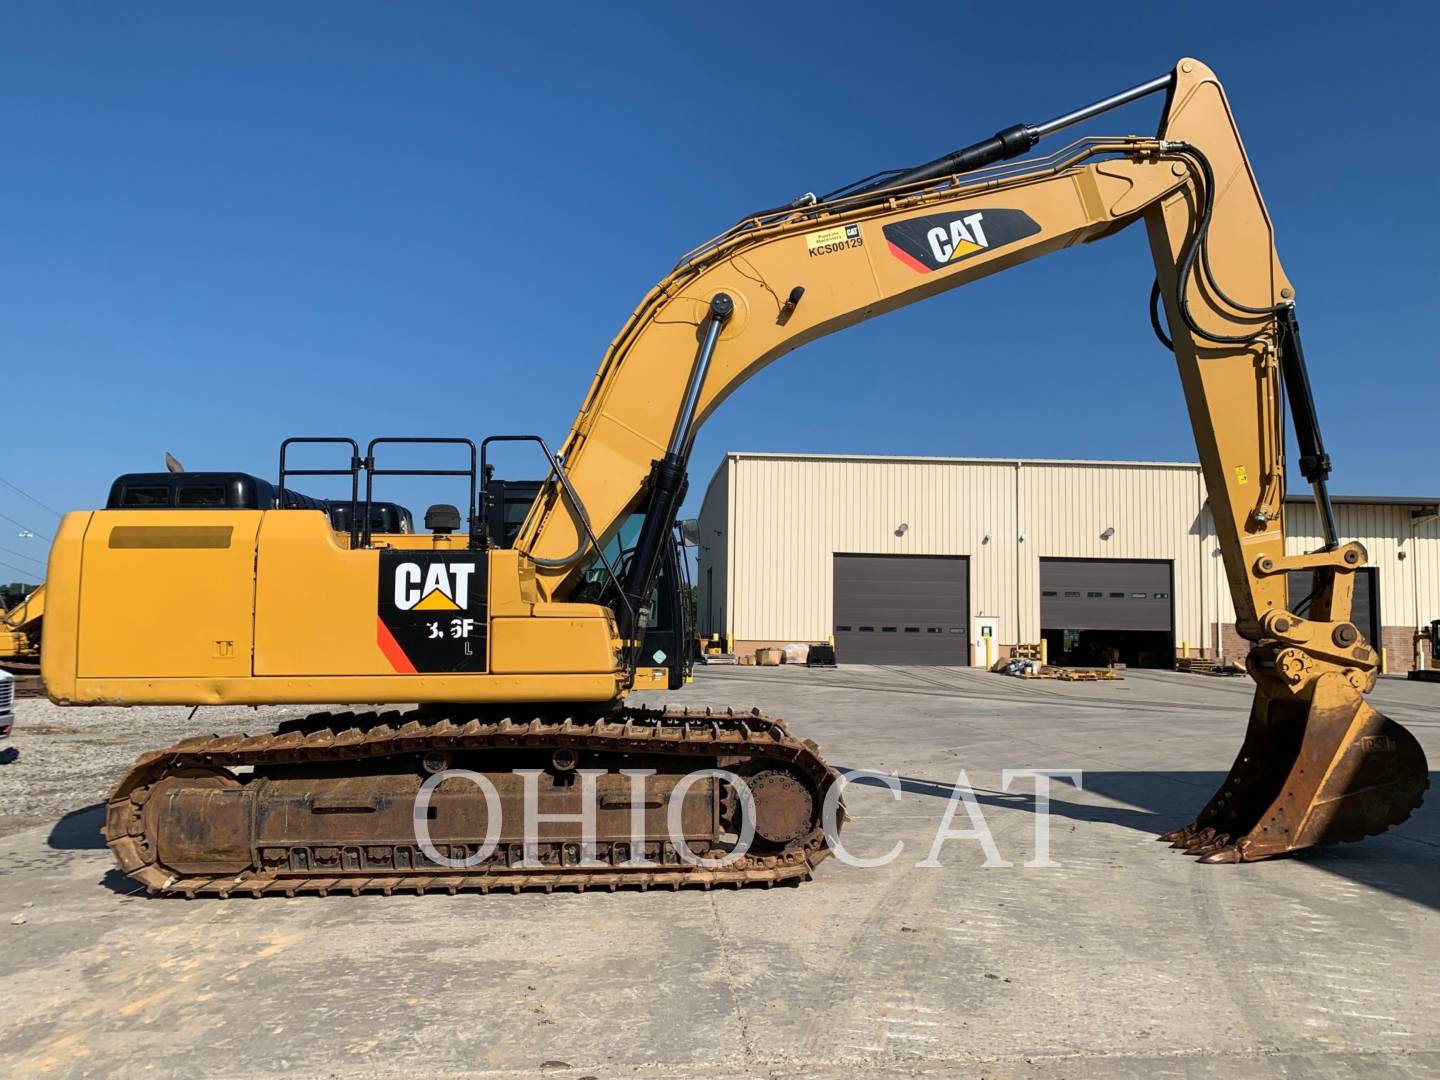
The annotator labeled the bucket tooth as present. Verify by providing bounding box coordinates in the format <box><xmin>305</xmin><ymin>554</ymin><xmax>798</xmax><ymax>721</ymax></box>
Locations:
<box><xmin>1174</xmin><ymin>826</ymin><xmax>1217</xmax><ymax>850</ymax></box>
<box><xmin>1197</xmin><ymin>847</ymin><xmax>1242</xmax><ymax>864</ymax></box>
<box><xmin>1187</xmin><ymin>833</ymin><xmax>1233</xmax><ymax>857</ymax></box>
<box><xmin>1162</xmin><ymin>671</ymin><xmax>1428</xmax><ymax>862</ymax></box>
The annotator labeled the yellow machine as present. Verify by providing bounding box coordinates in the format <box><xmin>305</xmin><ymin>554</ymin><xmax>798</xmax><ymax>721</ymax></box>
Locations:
<box><xmin>1</xmin><ymin>584</ymin><xmax>42</xmax><ymax>661</ymax></box>
<box><xmin>45</xmin><ymin>59</ymin><xmax>1428</xmax><ymax>896</ymax></box>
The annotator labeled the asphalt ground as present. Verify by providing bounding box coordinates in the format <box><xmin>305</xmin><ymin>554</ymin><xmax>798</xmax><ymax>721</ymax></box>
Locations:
<box><xmin>0</xmin><ymin>665</ymin><xmax>1436</xmax><ymax>1079</ymax></box>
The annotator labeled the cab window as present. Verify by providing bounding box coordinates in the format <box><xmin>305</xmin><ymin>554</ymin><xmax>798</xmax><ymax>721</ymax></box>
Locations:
<box><xmin>120</xmin><ymin>486</ymin><xmax>170</xmax><ymax>507</ymax></box>
<box><xmin>176</xmin><ymin>485</ymin><xmax>228</xmax><ymax>507</ymax></box>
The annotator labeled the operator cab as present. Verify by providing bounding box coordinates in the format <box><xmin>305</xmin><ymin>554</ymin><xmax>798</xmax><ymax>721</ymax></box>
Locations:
<box><xmin>485</xmin><ymin>477</ymin><xmax>692</xmax><ymax>690</ymax></box>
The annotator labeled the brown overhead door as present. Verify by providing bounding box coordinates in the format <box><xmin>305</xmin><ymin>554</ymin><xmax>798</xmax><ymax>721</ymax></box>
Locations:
<box><xmin>1040</xmin><ymin>558</ymin><xmax>1173</xmax><ymax>631</ymax></box>
<box><xmin>1287</xmin><ymin>567</ymin><xmax>1378</xmax><ymax>645</ymax></box>
<box><xmin>833</xmin><ymin>554</ymin><xmax>969</xmax><ymax>665</ymax></box>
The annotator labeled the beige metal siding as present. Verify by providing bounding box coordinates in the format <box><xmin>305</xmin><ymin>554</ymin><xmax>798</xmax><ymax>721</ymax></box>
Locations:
<box><xmin>1284</xmin><ymin>502</ymin><xmax>1415</xmax><ymax>627</ymax></box>
<box><xmin>695</xmin><ymin>457</ymin><xmax>731</xmax><ymax>638</ymax></box>
<box><xmin>728</xmin><ymin>456</ymin><xmax>1015</xmax><ymax>643</ymax></box>
<box><xmin>719</xmin><ymin>453</ymin><xmax>1205</xmax><ymax>649</ymax></box>
<box><xmin>1206</xmin><ymin>502</ymin><xmax>1440</xmax><ymax>632</ymax></box>
<box><xmin>1018</xmin><ymin>462</ymin><xmax>1206</xmax><ymax>647</ymax></box>
<box><xmin>707</xmin><ymin>451</ymin><xmax>1438</xmax><ymax>656</ymax></box>
<box><xmin>1417</xmin><ymin>512</ymin><xmax>1440</xmax><ymax>630</ymax></box>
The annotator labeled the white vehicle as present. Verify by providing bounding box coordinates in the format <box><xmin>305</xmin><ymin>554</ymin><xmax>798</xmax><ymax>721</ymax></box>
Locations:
<box><xmin>0</xmin><ymin>670</ymin><xmax>13</xmax><ymax>743</ymax></box>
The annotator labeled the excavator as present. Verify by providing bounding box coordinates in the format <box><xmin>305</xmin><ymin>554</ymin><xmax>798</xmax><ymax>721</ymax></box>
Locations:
<box><xmin>1</xmin><ymin>585</ymin><xmax>43</xmax><ymax>662</ymax></box>
<box><xmin>40</xmin><ymin>58</ymin><xmax>1428</xmax><ymax>896</ymax></box>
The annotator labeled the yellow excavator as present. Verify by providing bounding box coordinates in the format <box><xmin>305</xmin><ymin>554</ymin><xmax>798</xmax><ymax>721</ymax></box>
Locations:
<box><xmin>1</xmin><ymin>584</ymin><xmax>42</xmax><ymax>662</ymax></box>
<box><xmin>42</xmin><ymin>58</ymin><xmax>1428</xmax><ymax>896</ymax></box>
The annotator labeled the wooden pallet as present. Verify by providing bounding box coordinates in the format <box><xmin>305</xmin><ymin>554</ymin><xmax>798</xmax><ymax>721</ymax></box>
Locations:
<box><xmin>1175</xmin><ymin>657</ymin><xmax>1243</xmax><ymax>677</ymax></box>
<box><xmin>1056</xmin><ymin>668</ymin><xmax>1122</xmax><ymax>682</ymax></box>
<box><xmin>1012</xmin><ymin>665</ymin><xmax>1121</xmax><ymax>681</ymax></box>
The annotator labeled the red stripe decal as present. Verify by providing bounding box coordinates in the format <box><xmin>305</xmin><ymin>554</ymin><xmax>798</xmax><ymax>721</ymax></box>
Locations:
<box><xmin>376</xmin><ymin>617</ymin><xmax>417</xmax><ymax>674</ymax></box>
<box><xmin>887</xmin><ymin>241</ymin><xmax>931</xmax><ymax>274</ymax></box>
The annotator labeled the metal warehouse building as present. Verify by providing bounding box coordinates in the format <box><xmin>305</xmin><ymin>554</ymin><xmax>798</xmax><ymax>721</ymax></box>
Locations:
<box><xmin>695</xmin><ymin>452</ymin><xmax>1440</xmax><ymax>672</ymax></box>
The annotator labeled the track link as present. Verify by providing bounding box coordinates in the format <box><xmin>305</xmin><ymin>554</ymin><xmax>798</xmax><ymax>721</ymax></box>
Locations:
<box><xmin>104</xmin><ymin>705</ymin><xmax>838</xmax><ymax>898</ymax></box>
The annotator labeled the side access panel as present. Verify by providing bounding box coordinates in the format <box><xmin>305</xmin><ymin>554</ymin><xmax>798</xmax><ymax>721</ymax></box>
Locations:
<box><xmin>77</xmin><ymin>512</ymin><xmax>262</xmax><ymax>678</ymax></box>
<box><xmin>254</xmin><ymin>513</ymin><xmax>488</xmax><ymax>675</ymax></box>
<box><xmin>254</xmin><ymin>512</ymin><xmax>387</xmax><ymax>675</ymax></box>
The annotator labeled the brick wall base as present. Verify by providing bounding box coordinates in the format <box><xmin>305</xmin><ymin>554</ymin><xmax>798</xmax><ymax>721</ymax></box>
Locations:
<box><xmin>730</xmin><ymin>631</ymin><xmax>1428</xmax><ymax>671</ymax></box>
<box><xmin>735</xmin><ymin>639</ymin><xmax>1026</xmax><ymax>666</ymax></box>
<box><xmin>1211</xmin><ymin>623</ymin><xmax>1250</xmax><ymax>665</ymax></box>
<box><xmin>737</xmin><ymin>637</ymin><xmax>1238</xmax><ymax>668</ymax></box>
<box><xmin>1378</xmin><ymin>627</ymin><xmax>1419</xmax><ymax>674</ymax></box>
<box><xmin>1211</xmin><ymin>623</ymin><xmax>1419</xmax><ymax>674</ymax></box>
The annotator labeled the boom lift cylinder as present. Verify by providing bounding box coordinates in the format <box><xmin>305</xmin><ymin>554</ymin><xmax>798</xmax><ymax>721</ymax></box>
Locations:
<box><xmin>619</xmin><ymin>293</ymin><xmax>731</xmax><ymax>644</ymax></box>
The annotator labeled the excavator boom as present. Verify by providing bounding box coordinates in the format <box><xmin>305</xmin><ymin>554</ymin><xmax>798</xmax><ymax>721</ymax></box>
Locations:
<box><xmin>42</xmin><ymin>58</ymin><xmax>1427</xmax><ymax>894</ymax></box>
<box><xmin>1</xmin><ymin>584</ymin><xmax>43</xmax><ymax>662</ymax></box>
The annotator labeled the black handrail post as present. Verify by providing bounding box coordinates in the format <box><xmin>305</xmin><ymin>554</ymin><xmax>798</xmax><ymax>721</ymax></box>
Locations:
<box><xmin>364</xmin><ymin>437</ymin><xmax>481</xmax><ymax>549</ymax></box>
<box><xmin>279</xmin><ymin>437</ymin><xmax>362</xmax><ymax>548</ymax></box>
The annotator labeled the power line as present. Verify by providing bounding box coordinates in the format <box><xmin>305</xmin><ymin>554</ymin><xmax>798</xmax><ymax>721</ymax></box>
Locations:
<box><xmin>0</xmin><ymin>556</ymin><xmax>43</xmax><ymax>580</ymax></box>
<box><xmin>0</xmin><ymin>511</ymin><xmax>50</xmax><ymax>542</ymax></box>
<box><xmin>0</xmin><ymin>544</ymin><xmax>45</xmax><ymax>568</ymax></box>
<box><xmin>0</xmin><ymin>475</ymin><xmax>62</xmax><ymax>518</ymax></box>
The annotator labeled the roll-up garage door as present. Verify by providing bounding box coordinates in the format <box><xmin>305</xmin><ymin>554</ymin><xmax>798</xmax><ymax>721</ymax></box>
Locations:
<box><xmin>1040</xmin><ymin>558</ymin><xmax>1173</xmax><ymax>631</ymax></box>
<box><xmin>1287</xmin><ymin>567</ymin><xmax>1378</xmax><ymax>645</ymax></box>
<box><xmin>833</xmin><ymin>554</ymin><xmax>969</xmax><ymax>665</ymax></box>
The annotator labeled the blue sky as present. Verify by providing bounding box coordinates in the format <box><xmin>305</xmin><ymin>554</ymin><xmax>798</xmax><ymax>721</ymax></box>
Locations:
<box><xmin>1</xmin><ymin>4</ymin><xmax>1433</xmax><ymax>581</ymax></box>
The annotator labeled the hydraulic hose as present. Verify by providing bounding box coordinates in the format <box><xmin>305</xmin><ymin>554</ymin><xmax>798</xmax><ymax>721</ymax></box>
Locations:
<box><xmin>1159</xmin><ymin>142</ymin><xmax>1284</xmax><ymax>347</ymax></box>
<box><xmin>526</xmin><ymin>475</ymin><xmax>599</xmax><ymax>569</ymax></box>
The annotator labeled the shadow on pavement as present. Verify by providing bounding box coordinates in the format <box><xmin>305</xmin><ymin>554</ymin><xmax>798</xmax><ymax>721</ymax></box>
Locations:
<box><xmin>47</xmin><ymin>802</ymin><xmax>106</xmax><ymax>850</ymax></box>
<box><xmin>99</xmin><ymin>868</ymin><xmax>146</xmax><ymax>896</ymax></box>
<box><xmin>47</xmin><ymin>804</ymin><xmax>149</xmax><ymax>896</ymax></box>
<box><xmin>44</xmin><ymin>773</ymin><xmax>1440</xmax><ymax>909</ymax></box>
<box><xmin>844</xmin><ymin>768</ymin><xmax>1440</xmax><ymax>912</ymax></box>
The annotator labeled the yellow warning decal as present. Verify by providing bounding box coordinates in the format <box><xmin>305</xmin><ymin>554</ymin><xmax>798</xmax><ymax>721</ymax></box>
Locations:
<box><xmin>413</xmin><ymin>588</ymin><xmax>461</xmax><ymax>611</ymax></box>
<box><xmin>1234</xmin><ymin>465</ymin><xmax>1249</xmax><ymax>486</ymax></box>
<box><xmin>805</xmin><ymin>223</ymin><xmax>863</xmax><ymax>257</ymax></box>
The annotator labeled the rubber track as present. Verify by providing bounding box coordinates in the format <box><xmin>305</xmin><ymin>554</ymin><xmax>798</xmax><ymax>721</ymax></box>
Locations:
<box><xmin>104</xmin><ymin>705</ymin><xmax>837</xmax><ymax>898</ymax></box>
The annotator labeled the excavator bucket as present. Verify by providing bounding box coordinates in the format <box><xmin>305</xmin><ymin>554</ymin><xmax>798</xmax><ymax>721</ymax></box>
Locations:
<box><xmin>1161</xmin><ymin>670</ymin><xmax>1428</xmax><ymax>862</ymax></box>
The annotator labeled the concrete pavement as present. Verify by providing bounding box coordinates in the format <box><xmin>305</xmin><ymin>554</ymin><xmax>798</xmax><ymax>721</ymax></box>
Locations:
<box><xmin>0</xmin><ymin>666</ymin><xmax>1436</xmax><ymax>1078</ymax></box>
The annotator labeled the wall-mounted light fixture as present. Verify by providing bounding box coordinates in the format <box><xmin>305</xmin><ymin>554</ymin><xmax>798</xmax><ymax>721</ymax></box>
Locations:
<box><xmin>1100</xmin><ymin>527</ymin><xmax>1116</xmax><ymax>540</ymax></box>
<box><xmin>981</xmin><ymin>532</ymin><xmax>991</xmax><ymax>545</ymax></box>
<box><xmin>895</xmin><ymin>522</ymin><xmax>909</xmax><ymax>537</ymax></box>
<box><xmin>1018</xmin><ymin>532</ymin><xmax>1028</xmax><ymax>543</ymax></box>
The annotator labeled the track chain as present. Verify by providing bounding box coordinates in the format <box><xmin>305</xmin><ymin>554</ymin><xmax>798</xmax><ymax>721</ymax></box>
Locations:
<box><xmin>104</xmin><ymin>705</ymin><xmax>837</xmax><ymax>898</ymax></box>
